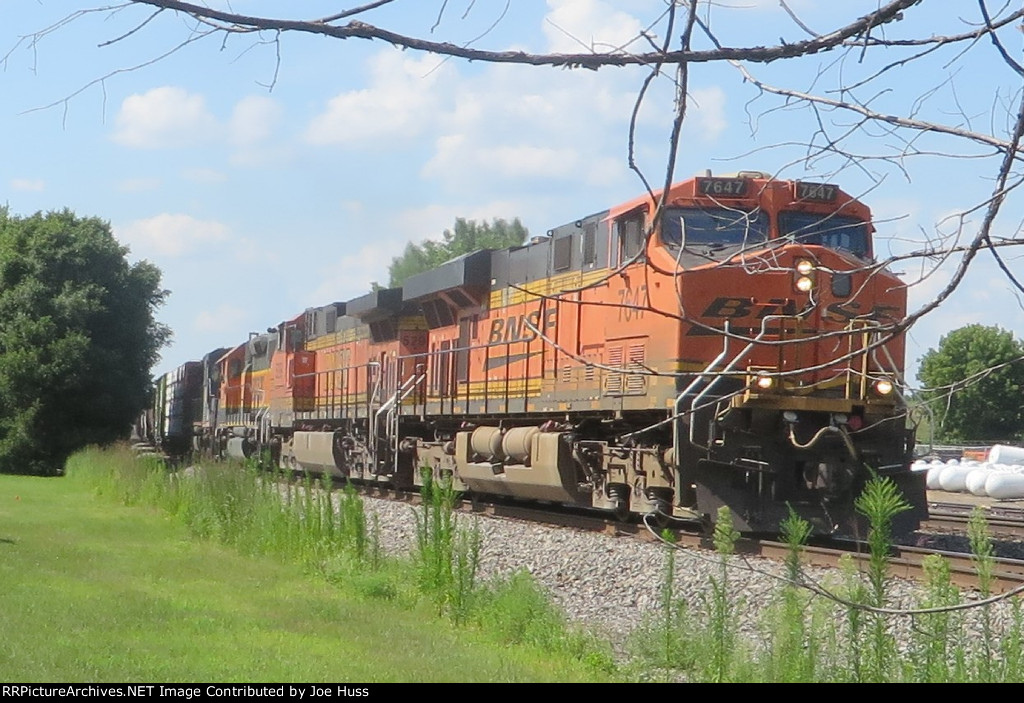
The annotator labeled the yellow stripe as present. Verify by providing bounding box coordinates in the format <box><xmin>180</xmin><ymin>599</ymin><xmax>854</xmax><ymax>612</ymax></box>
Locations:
<box><xmin>399</xmin><ymin>315</ymin><xmax>428</xmax><ymax>331</ymax></box>
<box><xmin>489</xmin><ymin>268</ymin><xmax>610</xmax><ymax>309</ymax></box>
<box><xmin>424</xmin><ymin>378</ymin><xmax>544</xmax><ymax>401</ymax></box>
<box><xmin>307</xmin><ymin>327</ymin><xmax>369</xmax><ymax>350</ymax></box>
<box><xmin>305</xmin><ymin>315</ymin><xmax>426</xmax><ymax>351</ymax></box>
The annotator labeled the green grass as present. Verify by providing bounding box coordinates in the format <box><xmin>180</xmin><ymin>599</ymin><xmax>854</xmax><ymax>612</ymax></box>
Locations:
<box><xmin>0</xmin><ymin>460</ymin><xmax>612</xmax><ymax>682</ymax></box>
<box><xmin>26</xmin><ymin>448</ymin><xmax>1019</xmax><ymax>682</ymax></box>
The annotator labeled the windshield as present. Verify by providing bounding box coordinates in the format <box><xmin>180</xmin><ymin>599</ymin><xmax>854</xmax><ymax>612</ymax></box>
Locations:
<box><xmin>778</xmin><ymin>211</ymin><xmax>869</xmax><ymax>257</ymax></box>
<box><xmin>660</xmin><ymin>207</ymin><xmax>769</xmax><ymax>248</ymax></box>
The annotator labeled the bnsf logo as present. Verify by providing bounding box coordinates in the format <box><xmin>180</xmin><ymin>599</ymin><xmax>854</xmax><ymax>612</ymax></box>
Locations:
<box><xmin>700</xmin><ymin>297</ymin><xmax>900</xmax><ymax>324</ymax></box>
<box><xmin>488</xmin><ymin>308</ymin><xmax>558</xmax><ymax>343</ymax></box>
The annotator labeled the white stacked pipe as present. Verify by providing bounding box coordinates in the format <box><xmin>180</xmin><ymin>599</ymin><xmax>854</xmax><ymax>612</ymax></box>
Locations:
<box><xmin>924</xmin><ymin>459</ymin><xmax>946</xmax><ymax>490</ymax></box>
<box><xmin>938</xmin><ymin>460</ymin><xmax>972</xmax><ymax>492</ymax></box>
<box><xmin>981</xmin><ymin>446</ymin><xmax>1024</xmax><ymax>499</ymax></box>
<box><xmin>988</xmin><ymin>444</ymin><xmax>1024</xmax><ymax>465</ymax></box>
<box><xmin>965</xmin><ymin>465</ymin><xmax>991</xmax><ymax>496</ymax></box>
<box><xmin>986</xmin><ymin>465</ymin><xmax>1024</xmax><ymax>499</ymax></box>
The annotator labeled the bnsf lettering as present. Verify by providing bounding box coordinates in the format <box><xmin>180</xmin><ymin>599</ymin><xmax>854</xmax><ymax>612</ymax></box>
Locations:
<box><xmin>702</xmin><ymin>297</ymin><xmax>753</xmax><ymax>318</ymax></box>
<box><xmin>488</xmin><ymin>307</ymin><xmax>557</xmax><ymax>343</ymax></box>
<box><xmin>701</xmin><ymin>297</ymin><xmax>798</xmax><ymax>319</ymax></box>
<box><xmin>825</xmin><ymin>302</ymin><xmax>900</xmax><ymax>323</ymax></box>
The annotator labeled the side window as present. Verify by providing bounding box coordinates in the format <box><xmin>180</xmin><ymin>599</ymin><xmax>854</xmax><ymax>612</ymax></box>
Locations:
<box><xmin>582</xmin><ymin>223</ymin><xmax>597</xmax><ymax>265</ymax></box>
<box><xmin>553</xmin><ymin>235</ymin><xmax>572</xmax><ymax>271</ymax></box>
<box><xmin>617</xmin><ymin>212</ymin><xmax>645</xmax><ymax>264</ymax></box>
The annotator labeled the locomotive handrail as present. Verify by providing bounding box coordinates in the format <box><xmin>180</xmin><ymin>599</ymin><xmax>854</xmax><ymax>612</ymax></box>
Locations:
<box><xmin>376</xmin><ymin>367</ymin><xmax>428</xmax><ymax>474</ymax></box>
<box><xmin>671</xmin><ymin>324</ymin><xmax>732</xmax><ymax>506</ymax></box>
<box><xmin>292</xmin><ymin>360</ymin><xmax>385</xmax><ymax>421</ymax></box>
<box><xmin>871</xmin><ymin>335</ymin><xmax>931</xmax><ymax>457</ymax></box>
<box><xmin>674</xmin><ymin>325</ymin><xmax>732</xmax><ymax>418</ymax></box>
<box><xmin>687</xmin><ymin>315</ymin><xmax>796</xmax><ymax>448</ymax></box>
<box><xmin>394</xmin><ymin>335</ymin><xmax>537</xmax><ymax>414</ymax></box>
<box><xmin>253</xmin><ymin>407</ymin><xmax>268</xmax><ymax>447</ymax></box>
<box><xmin>375</xmin><ymin>369</ymin><xmax>425</xmax><ymax>419</ymax></box>
<box><xmin>841</xmin><ymin>318</ymin><xmax>905</xmax><ymax>401</ymax></box>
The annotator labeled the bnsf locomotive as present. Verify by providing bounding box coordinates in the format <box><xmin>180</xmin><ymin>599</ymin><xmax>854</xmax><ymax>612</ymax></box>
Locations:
<box><xmin>149</xmin><ymin>171</ymin><xmax>927</xmax><ymax>536</ymax></box>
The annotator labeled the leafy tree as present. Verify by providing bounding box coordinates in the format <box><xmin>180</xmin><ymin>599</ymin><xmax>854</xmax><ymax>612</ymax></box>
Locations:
<box><xmin>917</xmin><ymin>324</ymin><xmax>1024</xmax><ymax>442</ymax></box>
<box><xmin>0</xmin><ymin>208</ymin><xmax>169</xmax><ymax>475</ymax></box>
<box><xmin>388</xmin><ymin>217</ymin><xmax>528</xmax><ymax>287</ymax></box>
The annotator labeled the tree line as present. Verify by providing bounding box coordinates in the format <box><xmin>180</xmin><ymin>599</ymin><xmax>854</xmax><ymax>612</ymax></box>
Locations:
<box><xmin>0</xmin><ymin>210</ymin><xmax>521</xmax><ymax>476</ymax></box>
<box><xmin>0</xmin><ymin>209</ymin><xmax>168</xmax><ymax>475</ymax></box>
<box><xmin>917</xmin><ymin>325</ymin><xmax>1024</xmax><ymax>443</ymax></box>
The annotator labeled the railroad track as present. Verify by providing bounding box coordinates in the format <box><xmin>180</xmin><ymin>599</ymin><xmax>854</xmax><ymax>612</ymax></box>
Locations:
<box><xmin>926</xmin><ymin>500</ymin><xmax>1024</xmax><ymax>540</ymax></box>
<box><xmin>150</xmin><ymin>450</ymin><xmax>1024</xmax><ymax>597</ymax></box>
<box><xmin>357</xmin><ymin>482</ymin><xmax>1024</xmax><ymax>594</ymax></box>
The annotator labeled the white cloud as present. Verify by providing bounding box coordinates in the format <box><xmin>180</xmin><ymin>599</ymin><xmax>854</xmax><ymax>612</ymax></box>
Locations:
<box><xmin>306</xmin><ymin>241</ymin><xmax>399</xmax><ymax>304</ymax></box>
<box><xmin>415</xmin><ymin>63</ymin><xmax>635</xmax><ymax>193</ymax></box>
<box><xmin>229</xmin><ymin>95</ymin><xmax>282</xmax><ymax>147</ymax></box>
<box><xmin>182</xmin><ymin>168</ymin><xmax>227</xmax><ymax>184</ymax></box>
<box><xmin>113</xmin><ymin>87</ymin><xmax>219</xmax><ymax>149</ymax></box>
<box><xmin>305</xmin><ymin>52</ymin><xmax>450</xmax><ymax>146</ymax></box>
<box><xmin>10</xmin><ymin>178</ymin><xmax>44</xmax><ymax>191</ymax></box>
<box><xmin>117</xmin><ymin>178</ymin><xmax>160</xmax><ymax>193</ymax></box>
<box><xmin>194</xmin><ymin>304</ymin><xmax>249</xmax><ymax>334</ymax></box>
<box><xmin>689</xmin><ymin>87</ymin><xmax>727</xmax><ymax>142</ymax></box>
<box><xmin>423</xmin><ymin>135</ymin><xmax>620</xmax><ymax>188</ymax></box>
<box><xmin>116</xmin><ymin>213</ymin><xmax>230</xmax><ymax>258</ymax></box>
<box><xmin>423</xmin><ymin>136</ymin><xmax>574</xmax><ymax>180</ymax></box>
<box><xmin>543</xmin><ymin>0</ymin><xmax>645</xmax><ymax>54</ymax></box>
<box><xmin>227</xmin><ymin>95</ymin><xmax>289</xmax><ymax>166</ymax></box>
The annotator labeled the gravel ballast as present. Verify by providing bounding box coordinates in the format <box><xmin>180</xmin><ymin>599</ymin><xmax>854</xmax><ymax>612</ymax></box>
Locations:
<box><xmin>360</xmin><ymin>494</ymin><xmax>1021</xmax><ymax>656</ymax></box>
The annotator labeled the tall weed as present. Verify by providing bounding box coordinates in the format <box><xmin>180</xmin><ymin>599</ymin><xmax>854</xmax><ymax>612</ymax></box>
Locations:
<box><xmin>628</xmin><ymin>529</ymin><xmax>694</xmax><ymax>679</ymax></box>
<box><xmin>413</xmin><ymin>470</ymin><xmax>481</xmax><ymax>623</ymax></box>
<box><xmin>760</xmin><ymin>509</ymin><xmax>816</xmax><ymax>682</ymax></box>
<box><xmin>700</xmin><ymin>506</ymin><xmax>740</xmax><ymax>682</ymax></box>
<box><xmin>968</xmin><ymin>507</ymin><xmax>996</xmax><ymax>681</ymax></box>
<box><xmin>855</xmin><ymin>475</ymin><xmax>910</xmax><ymax>682</ymax></box>
<box><xmin>906</xmin><ymin>554</ymin><xmax>960</xmax><ymax>682</ymax></box>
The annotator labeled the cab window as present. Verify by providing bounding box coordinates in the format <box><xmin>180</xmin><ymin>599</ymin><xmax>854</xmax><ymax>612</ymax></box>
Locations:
<box><xmin>616</xmin><ymin>212</ymin><xmax>645</xmax><ymax>264</ymax></box>
<box><xmin>660</xmin><ymin>207</ymin><xmax>768</xmax><ymax>248</ymax></box>
<box><xmin>778</xmin><ymin>211</ymin><xmax>868</xmax><ymax>257</ymax></box>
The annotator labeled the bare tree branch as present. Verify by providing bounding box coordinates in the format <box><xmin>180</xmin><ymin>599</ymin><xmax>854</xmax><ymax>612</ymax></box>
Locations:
<box><xmin>108</xmin><ymin>0</ymin><xmax>923</xmax><ymax>69</ymax></box>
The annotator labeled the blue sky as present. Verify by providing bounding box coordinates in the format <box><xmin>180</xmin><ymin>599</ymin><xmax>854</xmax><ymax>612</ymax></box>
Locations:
<box><xmin>3</xmin><ymin>1</ymin><xmax>1023</xmax><ymax>385</ymax></box>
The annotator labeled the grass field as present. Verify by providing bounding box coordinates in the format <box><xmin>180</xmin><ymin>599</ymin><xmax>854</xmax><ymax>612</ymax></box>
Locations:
<box><xmin>0</xmin><ymin>466</ymin><xmax>611</xmax><ymax>683</ymax></box>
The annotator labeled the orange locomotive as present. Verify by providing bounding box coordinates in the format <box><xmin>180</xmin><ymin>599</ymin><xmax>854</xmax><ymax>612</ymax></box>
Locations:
<box><xmin>180</xmin><ymin>171</ymin><xmax>925</xmax><ymax>536</ymax></box>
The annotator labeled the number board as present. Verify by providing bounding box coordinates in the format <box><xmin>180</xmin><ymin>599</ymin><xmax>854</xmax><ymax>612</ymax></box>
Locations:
<box><xmin>696</xmin><ymin>177</ymin><xmax>749</xmax><ymax>197</ymax></box>
<box><xmin>794</xmin><ymin>181</ymin><xmax>838</xmax><ymax>202</ymax></box>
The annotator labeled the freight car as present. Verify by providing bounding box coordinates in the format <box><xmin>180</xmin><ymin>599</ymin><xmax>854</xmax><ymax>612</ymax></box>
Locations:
<box><xmin>157</xmin><ymin>171</ymin><xmax>928</xmax><ymax>537</ymax></box>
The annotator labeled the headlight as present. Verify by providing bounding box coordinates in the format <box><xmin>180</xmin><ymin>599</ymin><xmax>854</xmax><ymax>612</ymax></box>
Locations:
<box><xmin>874</xmin><ymin>379</ymin><xmax>894</xmax><ymax>395</ymax></box>
<box><xmin>794</xmin><ymin>259</ymin><xmax>816</xmax><ymax>292</ymax></box>
<box><xmin>755</xmin><ymin>372</ymin><xmax>774</xmax><ymax>390</ymax></box>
